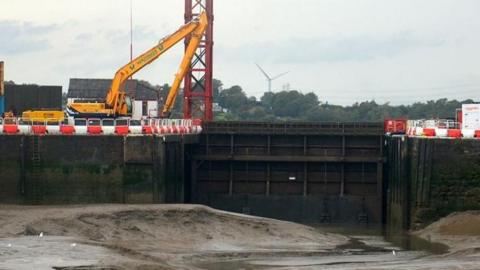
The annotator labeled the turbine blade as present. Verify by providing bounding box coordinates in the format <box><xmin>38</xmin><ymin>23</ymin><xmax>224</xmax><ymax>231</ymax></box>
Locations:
<box><xmin>255</xmin><ymin>63</ymin><xmax>271</xmax><ymax>80</ymax></box>
<box><xmin>271</xmin><ymin>71</ymin><xmax>289</xmax><ymax>80</ymax></box>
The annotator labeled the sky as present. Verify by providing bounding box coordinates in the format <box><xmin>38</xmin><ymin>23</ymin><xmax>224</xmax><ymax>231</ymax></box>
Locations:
<box><xmin>1</xmin><ymin>0</ymin><xmax>480</xmax><ymax>105</ymax></box>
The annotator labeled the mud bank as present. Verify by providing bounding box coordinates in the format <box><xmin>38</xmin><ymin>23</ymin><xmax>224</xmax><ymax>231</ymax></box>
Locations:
<box><xmin>2</xmin><ymin>205</ymin><xmax>480</xmax><ymax>269</ymax></box>
<box><xmin>414</xmin><ymin>211</ymin><xmax>480</xmax><ymax>255</ymax></box>
<box><xmin>0</xmin><ymin>204</ymin><xmax>348</xmax><ymax>269</ymax></box>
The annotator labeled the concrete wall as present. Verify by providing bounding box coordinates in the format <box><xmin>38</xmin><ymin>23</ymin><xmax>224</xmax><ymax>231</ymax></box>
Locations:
<box><xmin>386</xmin><ymin>136</ymin><xmax>480</xmax><ymax>234</ymax></box>
<box><xmin>0</xmin><ymin>135</ymin><xmax>189</xmax><ymax>204</ymax></box>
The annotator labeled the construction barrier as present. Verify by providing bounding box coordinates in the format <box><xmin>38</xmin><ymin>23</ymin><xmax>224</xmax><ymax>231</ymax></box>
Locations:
<box><xmin>128</xmin><ymin>120</ymin><xmax>143</xmax><ymax>134</ymax></box>
<box><xmin>101</xmin><ymin>119</ymin><xmax>115</xmax><ymax>135</ymax></box>
<box><xmin>447</xmin><ymin>129</ymin><xmax>462</xmax><ymax>138</ymax></box>
<box><xmin>114</xmin><ymin>119</ymin><xmax>129</xmax><ymax>135</ymax></box>
<box><xmin>3</xmin><ymin>118</ymin><xmax>18</xmax><ymax>134</ymax></box>
<box><xmin>423</xmin><ymin>128</ymin><xmax>436</xmax><ymax>137</ymax></box>
<box><xmin>0</xmin><ymin>117</ymin><xmax>203</xmax><ymax>136</ymax></box>
<box><xmin>434</xmin><ymin>128</ymin><xmax>447</xmax><ymax>137</ymax></box>
<box><xmin>404</xmin><ymin>119</ymin><xmax>480</xmax><ymax>139</ymax></box>
<box><xmin>32</xmin><ymin>125</ymin><xmax>47</xmax><ymax>135</ymax></box>
<box><xmin>46</xmin><ymin>121</ymin><xmax>61</xmax><ymax>135</ymax></box>
<box><xmin>60</xmin><ymin>125</ymin><xmax>75</xmax><ymax>135</ymax></box>
<box><xmin>18</xmin><ymin>119</ymin><xmax>31</xmax><ymax>135</ymax></box>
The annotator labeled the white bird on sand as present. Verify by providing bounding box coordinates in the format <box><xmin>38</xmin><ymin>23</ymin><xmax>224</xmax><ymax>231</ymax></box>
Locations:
<box><xmin>7</xmin><ymin>243</ymin><xmax>12</xmax><ymax>247</ymax></box>
<box><xmin>39</xmin><ymin>232</ymin><xmax>44</xmax><ymax>238</ymax></box>
<box><xmin>70</xmin><ymin>243</ymin><xmax>77</xmax><ymax>247</ymax></box>
<box><xmin>392</xmin><ymin>250</ymin><xmax>396</xmax><ymax>256</ymax></box>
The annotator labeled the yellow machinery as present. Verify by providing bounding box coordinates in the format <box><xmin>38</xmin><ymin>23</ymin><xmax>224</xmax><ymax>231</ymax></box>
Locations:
<box><xmin>67</xmin><ymin>12</ymin><xmax>208</xmax><ymax>118</ymax></box>
<box><xmin>3</xmin><ymin>111</ymin><xmax>14</xmax><ymax>118</ymax></box>
<box><xmin>22</xmin><ymin>110</ymin><xmax>65</xmax><ymax>122</ymax></box>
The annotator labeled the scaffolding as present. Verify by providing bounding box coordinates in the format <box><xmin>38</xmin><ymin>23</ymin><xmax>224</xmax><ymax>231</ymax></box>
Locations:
<box><xmin>183</xmin><ymin>0</ymin><xmax>213</xmax><ymax>120</ymax></box>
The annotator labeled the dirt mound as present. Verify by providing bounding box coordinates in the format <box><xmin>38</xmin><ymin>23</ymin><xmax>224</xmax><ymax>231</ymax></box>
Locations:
<box><xmin>0</xmin><ymin>204</ymin><xmax>345</xmax><ymax>252</ymax></box>
<box><xmin>437</xmin><ymin>211</ymin><xmax>480</xmax><ymax>236</ymax></box>
<box><xmin>416</xmin><ymin>211</ymin><xmax>480</xmax><ymax>236</ymax></box>
<box><xmin>0</xmin><ymin>204</ymin><xmax>347</xmax><ymax>269</ymax></box>
<box><xmin>414</xmin><ymin>211</ymin><xmax>480</xmax><ymax>254</ymax></box>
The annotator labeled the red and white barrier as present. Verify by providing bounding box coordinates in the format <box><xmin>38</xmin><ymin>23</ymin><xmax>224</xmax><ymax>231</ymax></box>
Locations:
<box><xmin>46</xmin><ymin>121</ymin><xmax>61</xmax><ymax>135</ymax></box>
<box><xmin>128</xmin><ymin>120</ymin><xmax>143</xmax><ymax>135</ymax></box>
<box><xmin>402</xmin><ymin>119</ymin><xmax>480</xmax><ymax>139</ymax></box>
<box><xmin>18</xmin><ymin>119</ymin><xmax>31</xmax><ymax>135</ymax></box>
<box><xmin>114</xmin><ymin>119</ymin><xmax>129</xmax><ymax>135</ymax></box>
<box><xmin>447</xmin><ymin>129</ymin><xmax>462</xmax><ymax>138</ymax></box>
<box><xmin>405</xmin><ymin>127</ymin><xmax>480</xmax><ymax>139</ymax></box>
<box><xmin>101</xmin><ymin>119</ymin><xmax>115</xmax><ymax>135</ymax></box>
<box><xmin>0</xmin><ymin>117</ymin><xmax>203</xmax><ymax>136</ymax></box>
<box><xmin>60</xmin><ymin>125</ymin><xmax>75</xmax><ymax>135</ymax></box>
<box><xmin>2</xmin><ymin>118</ymin><xmax>18</xmax><ymax>134</ymax></box>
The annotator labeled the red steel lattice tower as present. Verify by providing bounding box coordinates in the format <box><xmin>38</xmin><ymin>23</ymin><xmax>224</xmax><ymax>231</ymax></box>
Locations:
<box><xmin>183</xmin><ymin>0</ymin><xmax>213</xmax><ymax>120</ymax></box>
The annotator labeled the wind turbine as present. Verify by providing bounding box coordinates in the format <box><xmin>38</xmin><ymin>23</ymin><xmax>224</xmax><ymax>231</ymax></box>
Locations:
<box><xmin>255</xmin><ymin>63</ymin><xmax>289</xmax><ymax>92</ymax></box>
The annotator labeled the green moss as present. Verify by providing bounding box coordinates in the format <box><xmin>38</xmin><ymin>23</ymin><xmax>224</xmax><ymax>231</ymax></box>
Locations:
<box><xmin>62</xmin><ymin>165</ymin><xmax>73</xmax><ymax>175</ymax></box>
<box><xmin>77</xmin><ymin>164</ymin><xmax>102</xmax><ymax>174</ymax></box>
<box><xmin>123</xmin><ymin>165</ymin><xmax>152</xmax><ymax>185</ymax></box>
<box><xmin>101</xmin><ymin>165</ymin><xmax>117</xmax><ymax>175</ymax></box>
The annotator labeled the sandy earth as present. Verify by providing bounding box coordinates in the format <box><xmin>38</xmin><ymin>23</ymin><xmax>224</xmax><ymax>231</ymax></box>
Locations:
<box><xmin>0</xmin><ymin>204</ymin><xmax>348</xmax><ymax>269</ymax></box>
<box><xmin>1</xmin><ymin>205</ymin><xmax>480</xmax><ymax>269</ymax></box>
<box><xmin>414</xmin><ymin>211</ymin><xmax>480</xmax><ymax>256</ymax></box>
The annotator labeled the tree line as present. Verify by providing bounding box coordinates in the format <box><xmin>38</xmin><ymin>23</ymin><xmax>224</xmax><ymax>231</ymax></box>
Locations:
<box><xmin>212</xmin><ymin>80</ymin><xmax>475</xmax><ymax>122</ymax></box>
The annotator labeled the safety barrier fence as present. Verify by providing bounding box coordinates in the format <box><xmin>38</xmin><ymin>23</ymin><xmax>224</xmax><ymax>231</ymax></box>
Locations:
<box><xmin>0</xmin><ymin>118</ymin><xmax>202</xmax><ymax>136</ymax></box>
<box><xmin>406</xmin><ymin>119</ymin><xmax>479</xmax><ymax>139</ymax></box>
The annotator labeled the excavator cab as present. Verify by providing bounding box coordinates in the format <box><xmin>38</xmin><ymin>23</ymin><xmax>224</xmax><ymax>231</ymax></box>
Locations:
<box><xmin>125</xmin><ymin>96</ymin><xmax>132</xmax><ymax>115</ymax></box>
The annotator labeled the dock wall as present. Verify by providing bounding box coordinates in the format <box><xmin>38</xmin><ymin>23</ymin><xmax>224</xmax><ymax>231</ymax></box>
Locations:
<box><xmin>386</xmin><ymin>136</ymin><xmax>480</xmax><ymax>234</ymax></box>
<box><xmin>0</xmin><ymin>135</ymin><xmax>192</xmax><ymax>204</ymax></box>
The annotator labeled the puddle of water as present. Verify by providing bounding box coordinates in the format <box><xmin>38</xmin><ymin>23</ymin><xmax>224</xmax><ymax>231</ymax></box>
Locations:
<box><xmin>385</xmin><ymin>232</ymin><xmax>449</xmax><ymax>255</ymax></box>
<box><xmin>195</xmin><ymin>225</ymin><xmax>453</xmax><ymax>270</ymax></box>
<box><xmin>195</xmin><ymin>249</ymin><xmax>427</xmax><ymax>270</ymax></box>
<box><xmin>313</xmin><ymin>223</ymin><xmax>449</xmax><ymax>255</ymax></box>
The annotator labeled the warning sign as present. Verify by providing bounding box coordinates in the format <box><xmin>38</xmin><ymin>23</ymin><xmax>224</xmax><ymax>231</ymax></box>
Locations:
<box><xmin>462</xmin><ymin>104</ymin><xmax>480</xmax><ymax>130</ymax></box>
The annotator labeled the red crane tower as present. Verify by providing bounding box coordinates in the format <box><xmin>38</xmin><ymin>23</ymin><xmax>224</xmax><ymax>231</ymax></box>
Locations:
<box><xmin>183</xmin><ymin>0</ymin><xmax>214</xmax><ymax>120</ymax></box>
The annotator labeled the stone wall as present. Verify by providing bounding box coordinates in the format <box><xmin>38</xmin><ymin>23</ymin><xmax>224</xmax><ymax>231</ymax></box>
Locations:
<box><xmin>386</xmin><ymin>136</ymin><xmax>480</xmax><ymax>233</ymax></box>
<box><xmin>0</xmin><ymin>135</ymin><xmax>190</xmax><ymax>204</ymax></box>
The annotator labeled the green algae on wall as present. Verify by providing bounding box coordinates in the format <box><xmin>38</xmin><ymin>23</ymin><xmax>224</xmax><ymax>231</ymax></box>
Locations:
<box><xmin>0</xmin><ymin>135</ymin><xmax>190</xmax><ymax>205</ymax></box>
<box><xmin>386</xmin><ymin>137</ymin><xmax>480</xmax><ymax>232</ymax></box>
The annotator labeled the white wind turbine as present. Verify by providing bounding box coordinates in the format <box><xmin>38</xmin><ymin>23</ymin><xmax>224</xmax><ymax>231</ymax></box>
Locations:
<box><xmin>255</xmin><ymin>63</ymin><xmax>289</xmax><ymax>92</ymax></box>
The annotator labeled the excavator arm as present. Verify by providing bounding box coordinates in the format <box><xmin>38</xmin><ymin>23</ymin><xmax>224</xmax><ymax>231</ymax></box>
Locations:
<box><xmin>107</xmin><ymin>11</ymin><xmax>208</xmax><ymax>116</ymax></box>
<box><xmin>160</xmin><ymin>14</ymin><xmax>208</xmax><ymax>118</ymax></box>
<box><xmin>68</xmin><ymin>12</ymin><xmax>208</xmax><ymax>118</ymax></box>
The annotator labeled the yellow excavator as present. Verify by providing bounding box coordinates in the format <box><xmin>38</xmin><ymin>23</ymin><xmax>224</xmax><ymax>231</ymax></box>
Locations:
<box><xmin>67</xmin><ymin>12</ymin><xmax>208</xmax><ymax>118</ymax></box>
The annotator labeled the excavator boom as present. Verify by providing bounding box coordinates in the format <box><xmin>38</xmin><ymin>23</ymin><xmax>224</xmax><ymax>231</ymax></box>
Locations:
<box><xmin>161</xmin><ymin>13</ymin><xmax>208</xmax><ymax>117</ymax></box>
<box><xmin>68</xmin><ymin>12</ymin><xmax>208</xmax><ymax>118</ymax></box>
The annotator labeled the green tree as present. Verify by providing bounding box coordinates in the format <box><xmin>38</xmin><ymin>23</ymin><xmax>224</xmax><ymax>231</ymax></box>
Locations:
<box><xmin>217</xmin><ymin>85</ymin><xmax>249</xmax><ymax>113</ymax></box>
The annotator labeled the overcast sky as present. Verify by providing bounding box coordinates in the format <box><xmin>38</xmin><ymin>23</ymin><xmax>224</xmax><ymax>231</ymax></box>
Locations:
<box><xmin>1</xmin><ymin>0</ymin><xmax>480</xmax><ymax>105</ymax></box>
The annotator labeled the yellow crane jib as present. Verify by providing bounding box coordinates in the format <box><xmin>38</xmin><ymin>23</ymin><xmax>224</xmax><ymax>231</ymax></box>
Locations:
<box><xmin>67</xmin><ymin>12</ymin><xmax>208</xmax><ymax>118</ymax></box>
